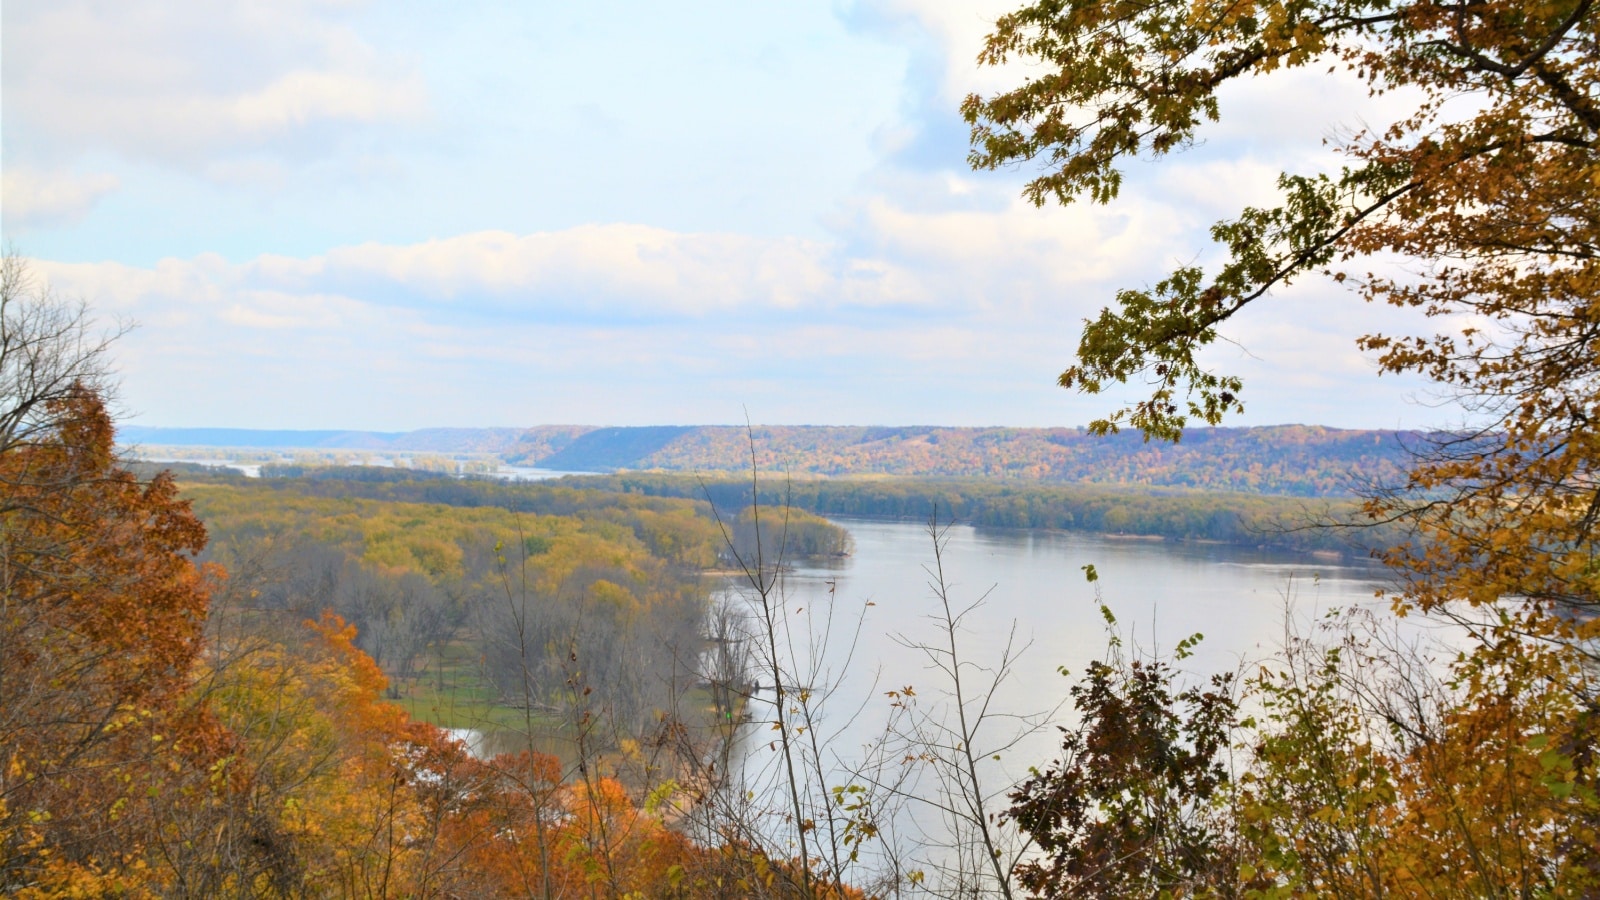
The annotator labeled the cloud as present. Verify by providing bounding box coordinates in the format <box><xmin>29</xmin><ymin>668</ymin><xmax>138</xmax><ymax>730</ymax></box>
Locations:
<box><xmin>52</xmin><ymin>211</ymin><xmax>1118</xmax><ymax>324</ymax></box>
<box><xmin>1</xmin><ymin>168</ymin><xmax>121</xmax><ymax>229</ymax></box>
<box><xmin>15</xmin><ymin>160</ymin><xmax>1316</xmax><ymax>336</ymax></box>
<box><xmin>846</xmin><ymin>191</ymin><xmax>1183</xmax><ymax>292</ymax></box>
<box><xmin>3</xmin><ymin>0</ymin><xmax>427</xmax><ymax>168</ymax></box>
<box><xmin>20</xmin><ymin>200</ymin><xmax>1438</xmax><ymax>431</ymax></box>
<box><xmin>221</xmin><ymin>290</ymin><xmax>361</xmax><ymax>330</ymax></box>
<box><xmin>294</xmin><ymin>227</ymin><xmax>848</xmax><ymax>316</ymax></box>
<box><xmin>188</xmin><ymin>185</ymin><xmax>1199</xmax><ymax>322</ymax></box>
<box><xmin>7</xmin><ymin>3</ymin><xmax>1453</xmax><ymax>431</ymax></box>
<box><xmin>229</xmin><ymin>69</ymin><xmax>425</xmax><ymax>134</ymax></box>
<box><xmin>34</xmin><ymin>256</ymin><xmax>230</xmax><ymax>318</ymax></box>
<box><xmin>249</xmin><ymin>204</ymin><xmax>1178</xmax><ymax>321</ymax></box>
<box><xmin>859</xmin><ymin>0</ymin><xmax>1021</xmax><ymax>102</ymax></box>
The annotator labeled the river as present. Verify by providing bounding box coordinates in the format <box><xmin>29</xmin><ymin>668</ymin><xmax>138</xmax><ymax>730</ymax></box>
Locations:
<box><xmin>712</xmin><ymin>516</ymin><xmax>1427</xmax><ymax>871</ymax></box>
<box><xmin>442</xmin><ymin>513</ymin><xmax>1453</xmax><ymax>879</ymax></box>
<box><xmin>734</xmin><ymin>516</ymin><xmax>1396</xmax><ymax>745</ymax></box>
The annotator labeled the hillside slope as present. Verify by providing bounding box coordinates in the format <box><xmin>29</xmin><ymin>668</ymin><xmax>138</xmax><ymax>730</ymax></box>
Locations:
<box><xmin>509</xmin><ymin>424</ymin><xmax>1417</xmax><ymax>497</ymax></box>
<box><xmin>122</xmin><ymin>423</ymin><xmax>1424</xmax><ymax>497</ymax></box>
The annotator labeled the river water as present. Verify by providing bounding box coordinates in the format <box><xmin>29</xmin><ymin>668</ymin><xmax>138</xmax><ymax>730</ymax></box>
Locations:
<box><xmin>734</xmin><ymin>516</ymin><xmax>1396</xmax><ymax>746</ymax></box>
<box><xmin>712</xmin><ymin>516</ymin><xmax>1422</xmax><ymax>870</ymax></box>
<box><xmin>446</xmin><ymin>513</ymin><xmax>1458</xmax><ymax>881</ymax></box>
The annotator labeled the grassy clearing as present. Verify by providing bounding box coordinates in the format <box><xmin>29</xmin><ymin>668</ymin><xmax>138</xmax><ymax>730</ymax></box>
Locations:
<box><xmin>392</xmin><ymin>637</ymin><xmax>563</xmax><ymax>734</ymax></box>
<box><xmin>388</xmin><ymin>634</ymin><xmax>739</xmax><ymax>789</ymax></box>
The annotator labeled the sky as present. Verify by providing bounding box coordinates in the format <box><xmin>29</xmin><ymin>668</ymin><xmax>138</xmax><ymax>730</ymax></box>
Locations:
<box><xmin>3</xmin><ymin>0</ymin><xmax>1448</xmax><ymax>431</ymax></box>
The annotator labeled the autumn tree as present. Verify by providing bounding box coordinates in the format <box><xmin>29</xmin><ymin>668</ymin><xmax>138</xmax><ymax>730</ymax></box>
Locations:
<box><xmin>0</xmin><ymin>388</ymin><xmax>220</xmax><ymax>892</ymax></box>
<box><xmin>0</xmin><ymin>262</ymin><xmax>279</xmax><ymax>896</ymax></box>
<box><xmin>964</xmin><ymin>0</ymin><xmax>1600</xmax><ymax>631</ymax></box>
<box><xmin>966</xmin><ymin>1</ymin><xmax>1600</xmax><ymax>893</ymax></box>
<box><xmin>0</xmin><ymin>252</ymin><xmax>123</xmax><ymax>461</ymax></box>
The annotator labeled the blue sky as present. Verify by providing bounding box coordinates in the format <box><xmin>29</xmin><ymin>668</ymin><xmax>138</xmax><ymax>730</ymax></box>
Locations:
<box><xmin>3</xmin><ymin>0</ymin><xmax>1444</xmax><ymax>431</ymax></box>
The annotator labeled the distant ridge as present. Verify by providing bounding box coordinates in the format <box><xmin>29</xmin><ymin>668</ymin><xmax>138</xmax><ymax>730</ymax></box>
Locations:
<box><xmin>503</xmin><ymin>424</ymin><xmax>1417</xmax><ymax>497</ymax></box>
<box><xmin>121</xmin><ymin>423</ymin><xmax>1424</xmax><ymax>497</ymax></box>
<box><xmin>536</xmin><ymin>426</ymin><xmax>697</xmax><ymax>471</ymax></box>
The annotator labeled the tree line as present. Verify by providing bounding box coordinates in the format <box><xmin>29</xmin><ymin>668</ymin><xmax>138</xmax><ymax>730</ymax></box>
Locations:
<box><xmin>562</xmin><ymin>473</ymin><xmax>1392</xmax><ymax>556</ymax></box>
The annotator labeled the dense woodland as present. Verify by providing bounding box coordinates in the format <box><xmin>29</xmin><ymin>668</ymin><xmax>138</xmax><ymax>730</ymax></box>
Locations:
<box><xmin>186</xmin><ymin>479</ymin><xmax>716</xmax><ymax>731</ymax></box>
<box><xmin>5</xmin><ymin>382</ymin><xmax>871</xmax><ymax>895</ymax></box>
<box><xmin>564</xmin><ymin>474</ymin><xmax>1387</xmax><ymax>556</ymax></box>
<box><xmin>196</xmin><ymin>463</ymin><xmax>1379</xmax><ymax>555</ymax></box>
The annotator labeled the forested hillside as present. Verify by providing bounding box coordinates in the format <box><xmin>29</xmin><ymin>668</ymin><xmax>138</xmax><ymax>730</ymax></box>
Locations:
<box><xmin>187</xmin><ymin>479</ymin><xmax>717</xmax><ymax>727</ymax></box>
<box><xmin>127</xmin><ymin>423</ymin><xmax>1417</xmax><ymax>496</ymax></box>
<box><xmin>8</xmin><ymin>393</ymin><xmax>862</xmax><ymax>896</ymax></box>
<box><xmin>7</xmin><ymin>402</ymin><xmax>846</xmax><ymax>896</ymax></box>
<box><xmin>223</xmin><ymin>463</ymin><xmax>1380</xmax><ymax>554</ymax></box>
<box><xmin>524</xmin><ymin>424</ymin><xmax>1416</xmax><ymax>495</ymax></box>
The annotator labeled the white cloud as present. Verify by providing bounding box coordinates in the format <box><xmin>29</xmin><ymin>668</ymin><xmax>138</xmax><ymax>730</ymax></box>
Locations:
<box><xmin>229</xmin><ymin>69</ymin><xmax>425</xmax><ymax>134</ymax></box>
<box><xmin>860</xmin><ymin>0</ymin><xmax>1022</xmax><ymax>102</ymax></box>
<box><xmin>1</xmin><ymin>168</ymin><xmax>121</xmax><ymax>228</ymax></box>
<box><xmin>19</xmin><ymin>200</ymin><xmax>1435</xmax><ymax>431</ymax></box>
<box><xmin>18</xmin><ymin>174</ymin><xmax>1314</xmax><ymax>336</ymax></box>
<box><xmin>258</xmin><ymin>226</ymin><xmax>849</xmax><ymax>315</ymax></box>
<box><xmin>210</xmin><ymin>192</ymin><xmax>1199</xmax><ymax>319</ymax></box>
<box><xmin>221</xmin><ymin>290</ymin><xmax>359</xmax><ymax>330</ymax></box>
<box><xmin>243</xmin><ymin>223</ymin><xmax>1008</xmax><ymax>316</ymax></box>
<box><xmin>3</xmin><ymin>0</ymin><xmax>427</xmax><ymax>168</ymax></box>
<box><xmin>851</xmin><ymin>191</ymin><xmax>1181</xmax><ymax>288</ymax></box>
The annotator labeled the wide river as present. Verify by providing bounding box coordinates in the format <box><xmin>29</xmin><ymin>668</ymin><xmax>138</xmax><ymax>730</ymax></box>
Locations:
<box><xmin>721</xmin><ymin>515</ymin><xmax>1420</xmax><ymax>858</ymax></box>
<box><xmin>778</xmin><ymin>516</ymin><xmax>1392</xmax><ymax>675</ymax></box>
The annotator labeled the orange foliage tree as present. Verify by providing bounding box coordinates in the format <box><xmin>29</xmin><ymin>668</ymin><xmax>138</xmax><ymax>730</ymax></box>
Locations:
<box><xmin>0</xmin><ymin>389</ymin><xmax>221</xmax><ymax>894</ymax></box>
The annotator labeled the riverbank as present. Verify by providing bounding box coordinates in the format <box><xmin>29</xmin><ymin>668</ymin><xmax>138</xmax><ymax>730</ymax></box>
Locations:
<box><xmin>559</xmin><ymin>473</ymin><xmax>1393</xmax><ymax>557</ymax></box>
